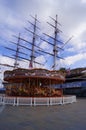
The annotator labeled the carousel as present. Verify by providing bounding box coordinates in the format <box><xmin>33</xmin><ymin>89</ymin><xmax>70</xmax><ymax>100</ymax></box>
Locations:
<box><xmin>4</xmin><ymin>68</ymin><xmax>65</xmax><ymax>97</ymax></box>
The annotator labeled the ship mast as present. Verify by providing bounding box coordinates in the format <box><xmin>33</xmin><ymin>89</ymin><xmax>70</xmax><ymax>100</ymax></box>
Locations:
<box><xmin>25</xmin><ymin>15</ymin><xmax>40</xmax><ymax>68</ymax></box>
<box><xmin>53</xmin><ymin>15</ymin><xmax>58</xmax><ymax>70</ymax></box>
<box><xmin>30</xmin><ymin>15</ymin><xmax>37</xmax><ymax>68</ymax></box>
<box><xmin>14</xmin><ymin>33</ymin><xmax>20</xmax><ymax>68</ymax></box>
<box><xmin>3</xmin><ymin>33</ymin><xmax>27</xmax><ymax>69</ymax></box>
<box><xmin>41</xmin><ymin>15</ymin><xmax>63</xmax><ymax>70</ymax></box>
<box><xmin>48</xmin><ymin>15</ymin><xmax>63</xmax><ymax>70</ymax></box>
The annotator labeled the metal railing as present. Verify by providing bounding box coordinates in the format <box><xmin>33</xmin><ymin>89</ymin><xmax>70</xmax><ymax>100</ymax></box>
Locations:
<box><xmin>50</xmin><ymin>97</ymin><xmax>62</xmax><ymax>105</ymax></box>
<box><xmin>0</xmin><ymin>96</ymin><xmax>76</xmax><ymax>106</ymax></box>
<box><xmin>34</xmin><ymin>97</ymin><xmax>49</xmax><ymax>106</ymax></box>
<box><xmin>17</xmin><ymin>97</ymin><xmax>32</xmax><ymax>106</ymax></box>
<box><xmin>2</xmin><ymin>97</ymin><xmax>16</xmax><ymax>106</ymax></box>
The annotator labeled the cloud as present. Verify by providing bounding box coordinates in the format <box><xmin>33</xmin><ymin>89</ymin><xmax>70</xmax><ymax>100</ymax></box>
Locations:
<box><xmin>81</xmin><ymin>0</ymin><xmax>86</xmax><ymax>3</ymax></box>
<box><xmin>0</xmin><ymin>55</ymin><xmax>14</xmax><ymax>82</ymax></box>
<box><xmin>0</xmin><ymin>0</ymin><xmax>86</xmax><ymax>75</ymax></box>
<box><xmin>35</xmin><ymin>55</ymin><xmax>46</xmax><ymax>67</ymax></box>
<box><xmin>39</xmin><ymin>41</ymin><xmax>49</xmax><ymax>50</ymax></box>
<box><xmin>0</xmin><ymin>55</ymin><xmax>14</xmax><ymax>65</ymax></box>
<box><xmin>61</xmin><ymin>52</ymin><xmax>86</xmax><ymax>68</ymax></box>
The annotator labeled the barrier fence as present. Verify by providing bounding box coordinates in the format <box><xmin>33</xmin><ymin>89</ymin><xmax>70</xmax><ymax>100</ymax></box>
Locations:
<box><xmin>0</xmin><ymin>96</ymin><xmax>76</xmax><ymax>106</ymax></box>
<box><xmin>17</xmin><ymin>97</ymin><xmax>32</xmax><ymax>106</ymax></box>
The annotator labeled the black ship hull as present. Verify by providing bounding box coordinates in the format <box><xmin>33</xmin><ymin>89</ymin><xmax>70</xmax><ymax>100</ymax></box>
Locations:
<box><xmin>63</xmin><ymin>81</ymin><xmax>86</xmax><ymax>97</ymax></box>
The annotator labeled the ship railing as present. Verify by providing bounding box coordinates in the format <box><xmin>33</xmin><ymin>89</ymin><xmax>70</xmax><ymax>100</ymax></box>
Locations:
<box><xmin>0</xmin><ymin>96</ymin><xmax>76</xmax><ymax>106</ymax></box>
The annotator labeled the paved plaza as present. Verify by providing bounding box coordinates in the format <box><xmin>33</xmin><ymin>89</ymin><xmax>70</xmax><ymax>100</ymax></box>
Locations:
<box><xmin>0</xmin><ymin>98</ymin><xmax>86</xmax><ymax>130</ymax></box>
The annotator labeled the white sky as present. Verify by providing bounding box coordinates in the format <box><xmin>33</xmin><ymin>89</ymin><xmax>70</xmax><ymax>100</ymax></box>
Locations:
<box><xmin>0</xmin><ymin>0</ymin><xmax>86</xmax><ymax>82</ymax></box>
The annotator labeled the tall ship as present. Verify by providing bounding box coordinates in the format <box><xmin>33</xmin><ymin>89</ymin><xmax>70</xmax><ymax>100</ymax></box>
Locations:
<box><xmin>2</xmin><ymin>15</ymin><xmax>66</xmax><ymax>97</ymax></box>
